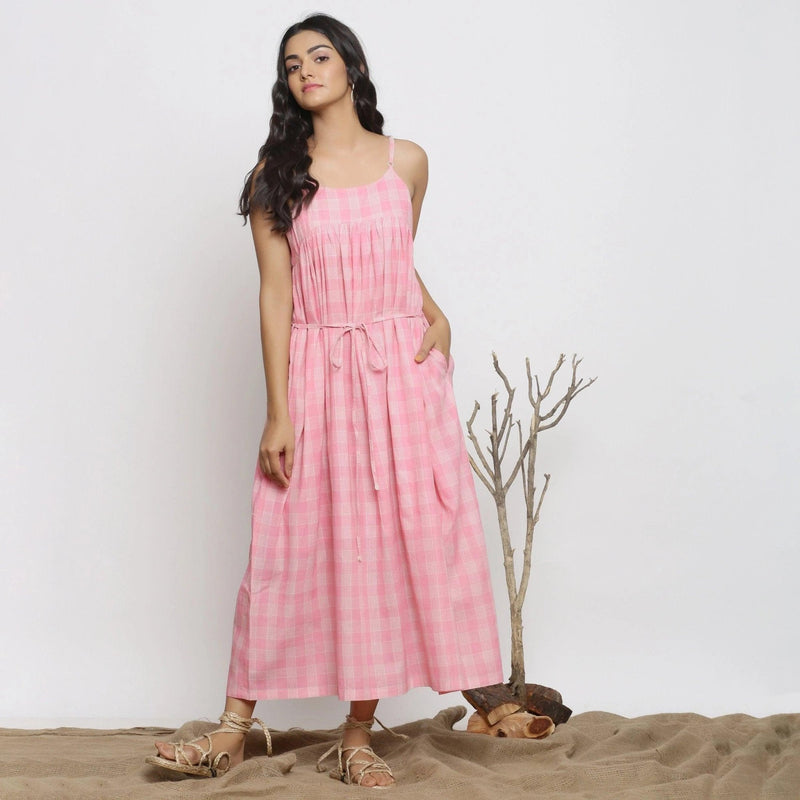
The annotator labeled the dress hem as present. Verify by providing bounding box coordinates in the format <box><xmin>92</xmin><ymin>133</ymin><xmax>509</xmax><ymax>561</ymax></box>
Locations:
<box><xmin>226</xmin><ymin>670</ymin><xmax>506</xmax><ymax>703</ymax></box>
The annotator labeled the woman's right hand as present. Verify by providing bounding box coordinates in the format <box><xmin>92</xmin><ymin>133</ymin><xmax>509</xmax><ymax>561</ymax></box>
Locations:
<box><xmin>258</xmin><ymin>414</ymin><xmax>295</xmax><ymax>488</ymax></box>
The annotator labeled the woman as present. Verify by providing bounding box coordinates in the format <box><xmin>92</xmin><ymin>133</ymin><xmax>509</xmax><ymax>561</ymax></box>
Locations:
<box><xmin>146</xmin><ymin>13</ymin><xmax>504</xmax><ymax>788</ymax></box>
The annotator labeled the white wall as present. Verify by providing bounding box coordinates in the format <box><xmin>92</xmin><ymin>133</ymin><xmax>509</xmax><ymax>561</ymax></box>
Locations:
<box><xmin>1</xmin><ymin>0</ymin><xmax>798</xmax><ymax>729</ymax></box>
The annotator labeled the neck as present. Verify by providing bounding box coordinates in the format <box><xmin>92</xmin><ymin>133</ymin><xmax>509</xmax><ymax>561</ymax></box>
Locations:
<box><xmin>309</xmin><ymin>99</ymin><xmax>367</xmax><ymax>152</ymax></box>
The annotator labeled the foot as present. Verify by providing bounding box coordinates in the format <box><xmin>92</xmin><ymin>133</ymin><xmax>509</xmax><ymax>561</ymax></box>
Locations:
<box><xmin>147</xmin><ymin>711</ymin><xmax>270</xmax><ymax>778</ymax></box>
<box><xmin>341</xmin><ymin>725</ymin><xmax>396</xmax><ymax>788</ymax></box>
<box><xmin>154</xmin><ymin>730</ymin><xmax>246</xmax><ymax>769</ymax></box>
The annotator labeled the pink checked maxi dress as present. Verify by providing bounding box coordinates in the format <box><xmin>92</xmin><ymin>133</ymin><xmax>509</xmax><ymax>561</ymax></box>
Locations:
<box><xmin>226</xmin><ymin>136</ymin><xmax>504</xmax><ymax>701</ymax></box>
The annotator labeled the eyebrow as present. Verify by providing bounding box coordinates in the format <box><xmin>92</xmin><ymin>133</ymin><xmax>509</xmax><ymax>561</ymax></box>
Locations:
<box><xmin>284</xmin><ymin>44</ymin><xmax>332</xmax><ymax>62</ymax></box>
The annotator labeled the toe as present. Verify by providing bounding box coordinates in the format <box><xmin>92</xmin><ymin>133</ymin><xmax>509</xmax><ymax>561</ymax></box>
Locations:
<box><xmin>154</xmin><ymin>741</ymin><xmax>175</xmax><ymax>760</ymax></box>
<box><xmin>154</xmin><ymin>740</ymin><xmax>200</xmax><ymax>765</ymax></box>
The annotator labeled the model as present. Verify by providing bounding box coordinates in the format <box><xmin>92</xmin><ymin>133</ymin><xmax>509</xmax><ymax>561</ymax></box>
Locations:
<box><xmin>146</xmin><ymin>13</ymin><xmax>504</xmax><ymax>788</ymax></box>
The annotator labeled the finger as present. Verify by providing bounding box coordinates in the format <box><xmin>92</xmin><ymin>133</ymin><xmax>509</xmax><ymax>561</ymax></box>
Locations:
<box><xmin>415</xmin><ymin>341</ymin><xmax>433</xmax><ymax>362</ymax></box>
<box><xmin>267</xmin><ymin>451</ymin><xmax>289</xmax><ymax>487</ymax></box>
<box><xmin>284</xmin><ymin>442</ymin><xmax>294</xmax><ymax>478</ymax></box>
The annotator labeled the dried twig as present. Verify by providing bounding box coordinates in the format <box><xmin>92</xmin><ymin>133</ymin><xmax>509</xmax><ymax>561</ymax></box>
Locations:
<box><xmin>466</xmin><ymin>353</ymin><xmax>595</xmax><ymax>703</ymax></box>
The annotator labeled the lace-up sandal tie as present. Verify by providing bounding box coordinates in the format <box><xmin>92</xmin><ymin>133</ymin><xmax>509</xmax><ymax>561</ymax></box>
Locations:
<box><xmin>145</xmin><ymin>710</ymin><xmax>272</xmax><ymax>778</ymax></box>
<box><xmin>316</xmin><ymin>714</ymin><xmax>409</xmax><ymax>788</ymax></box>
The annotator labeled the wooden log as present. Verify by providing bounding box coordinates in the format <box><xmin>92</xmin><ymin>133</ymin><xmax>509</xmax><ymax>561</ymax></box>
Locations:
<box><xmin>523</xmin><ymin>684</ymin><xmax>572</xmax><ymax>725</ymax></box>
<box><xmin>466</xmin><ymin>710</ymin><xmax>555</xmax><ymax>738</ymax></box>
<box><xmin>462</xmin><ymin>682</ymin><xmax>573</xmax><ymax>727</ymax></box>
<box><xmin>461</xmin><ymin>684</ymin><xmax>522</xmax><ymax>725</ymax></box>
<box><xmin>524</xmin><ymin>684</ymin><xmax>563</xmax><ymax>704</ymax></box>
<box><xmin>465</xmin><ymin>712</ymin><xmax>493</xmax><ymax>734</ymax></box>
<box><xmin>492</xmin><ymin>712</ymin><xmax>554</xmax><ymax>739</ymax></box>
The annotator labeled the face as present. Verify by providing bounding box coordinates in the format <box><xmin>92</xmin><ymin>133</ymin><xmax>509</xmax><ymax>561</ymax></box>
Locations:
<box><xmin>283</xmin><ymin>30</ymin><xmax>350</xmax><ymax>110</ymax></box>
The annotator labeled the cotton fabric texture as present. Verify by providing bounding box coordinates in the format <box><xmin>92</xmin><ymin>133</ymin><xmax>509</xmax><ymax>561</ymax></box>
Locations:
<box><xmin>226</xmin><ymin>137</ymin><xmax>504</xmax><ymax>701</ymax></box>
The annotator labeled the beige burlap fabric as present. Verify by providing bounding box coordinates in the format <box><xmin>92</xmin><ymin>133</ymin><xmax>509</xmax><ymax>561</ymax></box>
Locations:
<box><xmin>1</xmin><ymin>705</ymin><xmax>798</xmax><ymax>799</ymax></box>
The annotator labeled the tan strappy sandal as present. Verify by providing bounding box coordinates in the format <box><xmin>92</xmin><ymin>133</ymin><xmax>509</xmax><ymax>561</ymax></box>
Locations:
<box><xmin>316</xmin><ymin>714</ymin><xmax>408</xmax><ymax>788</ymax></box>
<box><xmin>145</xmin><ymin>710</ymin><xmax>272</xmax><ymax>778</ymax></box>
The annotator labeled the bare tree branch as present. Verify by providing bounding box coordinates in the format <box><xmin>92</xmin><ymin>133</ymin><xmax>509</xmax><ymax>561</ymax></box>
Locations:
<box><xmin>517</xmin><ymin>473</ymin><xmax>551</xmax><ymax>605</ymax></box>
<box><xmin>492</xmin><ymin>352</ymin><xmax>517</xmax><ymax>447</ymax></box>
<box><xmin>498</xmin><ymin>412</ymin><xmax>516</xmax><ymax>463</ymax></box>
<box><xmin>539</xmin><ymin>378</ymin><xmax>597</xmax><ymax>431</ymax></box>
<box><xmin>467</xmin><ymin>453</ymin><xmax>496</xmax><ymax>494</ymax></box>
<box><xmin>503</xmin><ymin>422</ymin><xmax>526</xmax><ymax>495</ymax></box>
<box><xmin>466</xmin><ymin>400</ymin><xmax>494</xmax><ymax>479</ymax></box>
<box><xmin>535</xmin><ymin>353</ymin><xmax>566</xmax><ymax>404</ymax></box>
<box><xmin>466</xmin><ymin>352</ymin><xmax>595</xmax><ymax>702</ymax></box>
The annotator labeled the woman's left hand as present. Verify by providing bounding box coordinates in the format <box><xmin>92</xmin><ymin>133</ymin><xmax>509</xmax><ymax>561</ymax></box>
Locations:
<box><xmin>415</xmin><ymin>316</ymin><xmax>451</xmax><ymax>362</ymax></box>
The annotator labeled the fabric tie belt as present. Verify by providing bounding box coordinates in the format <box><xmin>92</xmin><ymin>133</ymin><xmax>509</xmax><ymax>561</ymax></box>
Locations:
<box><xmin>291</xmin><ymin>312</ymin><xmax>421</xmax><ymax>494</ymax></box>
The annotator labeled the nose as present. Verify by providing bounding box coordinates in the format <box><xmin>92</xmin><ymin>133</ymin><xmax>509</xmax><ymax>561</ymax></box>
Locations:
<box><xmin>300</xmin><ymin>59</ymin><xmax>313</xmax><ymax>80</ymax></box>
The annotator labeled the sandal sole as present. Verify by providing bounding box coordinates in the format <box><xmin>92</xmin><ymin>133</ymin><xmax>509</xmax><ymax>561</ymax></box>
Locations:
<box><xmin>145</xmin><ymin>754</ymin><xmax>222</xmax><ymax>778</ymax></box>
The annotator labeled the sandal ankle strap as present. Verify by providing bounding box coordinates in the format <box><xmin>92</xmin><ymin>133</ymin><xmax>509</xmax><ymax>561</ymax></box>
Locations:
<box><xmin>343</xmin><ymin>714</ymin><xmax>409</xmax><ymax>742</ymax></box>
<box><xmin>218</xmin><ymin>710</ymin><xmax>273</xmax><ymax>756</ymax></box>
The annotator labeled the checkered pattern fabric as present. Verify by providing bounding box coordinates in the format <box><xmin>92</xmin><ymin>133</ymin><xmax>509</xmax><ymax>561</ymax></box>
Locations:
<box><xmin>226</xmin><ymin>136</ymin><xmax>504</xmax><ymax>701</ymax></box>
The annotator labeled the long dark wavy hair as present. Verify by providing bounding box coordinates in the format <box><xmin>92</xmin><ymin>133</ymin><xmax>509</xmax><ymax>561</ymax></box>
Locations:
<box><xmin>238</xmin><ymin>14</ymin><xmax>385</xmax><ymax>233</ymax></box>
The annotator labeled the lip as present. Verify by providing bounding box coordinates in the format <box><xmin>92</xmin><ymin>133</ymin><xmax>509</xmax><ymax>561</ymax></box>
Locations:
<box><xmin>302</xmin><ymin>83</ymin><xmax>322</xmax><ymax>93</ymax></box>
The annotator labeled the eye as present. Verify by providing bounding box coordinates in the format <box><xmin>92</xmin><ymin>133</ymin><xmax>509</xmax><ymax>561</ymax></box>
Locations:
<box><xmin>314</xmin><ymin>55</ymin><xmax>329</xmax><ymax>63</ymax></box>
<box><xmin>287</xmin><ymin>64</ymin><xmax>299</xmax><ymax>73</ymax></box>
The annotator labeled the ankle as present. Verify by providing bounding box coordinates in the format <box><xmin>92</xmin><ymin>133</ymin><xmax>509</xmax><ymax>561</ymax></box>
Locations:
<box><xmin>344</xmin><ymin>714</ymin><xmax>375</xmax><ymax>730</ymax></box>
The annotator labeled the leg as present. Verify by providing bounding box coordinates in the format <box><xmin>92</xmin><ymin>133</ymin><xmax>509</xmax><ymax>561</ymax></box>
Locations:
<box><xmin>153</xmin><ymin>696</ymin><xmax>258</xmax><ymax>769</ymax></box>
<box><xmin>341</xmin><ymin>699</ymin><xmax>395</xmax><ymax>788</ymax></box>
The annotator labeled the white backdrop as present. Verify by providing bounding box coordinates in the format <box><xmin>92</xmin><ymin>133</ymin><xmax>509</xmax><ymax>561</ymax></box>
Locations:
<box><xmin>1</xmin><ymin>0</ymin><xmax>798</xmax><ymax>729</ymax></box>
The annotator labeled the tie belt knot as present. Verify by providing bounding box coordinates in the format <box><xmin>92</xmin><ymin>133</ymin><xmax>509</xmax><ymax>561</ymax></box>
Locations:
<box><xmin>292</xmin><ymin>314</ymin><xmax>420</xmax><ymax>371</ymax></box>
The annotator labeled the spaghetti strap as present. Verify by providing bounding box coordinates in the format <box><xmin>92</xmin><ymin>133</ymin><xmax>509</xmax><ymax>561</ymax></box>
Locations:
<box><xmin>387</xmin><ymin>135</ymin><xmax>395</xmax><ymax>167</ymax></box>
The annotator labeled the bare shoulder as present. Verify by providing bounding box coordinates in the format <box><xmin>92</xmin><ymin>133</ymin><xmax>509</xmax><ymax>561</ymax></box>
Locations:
<box><xmin>391</xmin><ymin>138</ymin><xmax>428</xmax><ymax>198</ymax></box>
<box><xmin>392</xmin><ymin>138</ymin><xmax>428</xmax><ymax>171</ymax></box>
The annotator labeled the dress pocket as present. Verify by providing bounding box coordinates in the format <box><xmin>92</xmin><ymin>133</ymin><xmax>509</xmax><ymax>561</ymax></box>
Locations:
<box><xmin>427</xmin><ymin>346</ymin><xmax>450</xmax><ymax>371</ymax></box>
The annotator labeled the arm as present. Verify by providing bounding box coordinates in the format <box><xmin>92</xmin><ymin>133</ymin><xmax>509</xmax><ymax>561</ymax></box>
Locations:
<box><xmin>394</xmin><ymin>138</ymin><xmax>451</xmax><ymax>362</ymax></box>
<box><xmin>414</xmin><ymin>269</ymin><xmax>450</xmax><ymax>355</ymax></box>
<box><xmin>249</xmin><ymin>166</ymin><xmax>295</xmax><ymax>487</ymax></box>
